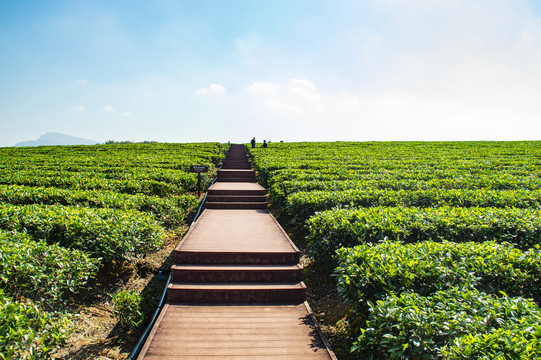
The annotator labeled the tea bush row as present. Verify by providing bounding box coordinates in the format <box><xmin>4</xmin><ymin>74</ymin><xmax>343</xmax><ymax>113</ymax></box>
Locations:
<box><xmin>0</xmin><ymin>171</ymin><xmax>198</xmax><ymax>197</ymax></box>
<box><xmin>0</xmin><ymin>289</ymin><xmax>70</xmax><ymax>359</ymax></box>
<box><xmin>353</xmin><ymin>287</ymin><xmax>541</xmax><ymax>359</ymax></box>
<box><xmin>335</xmin><ymin>240</ymin><xmax>541</xmax><ymax>306</ymax></box>
<box><xmin>249</xmin><ymin>142</ymin><xmax>541</xmax><ymax>208</ymax></box>
<box><xmin>0</xmin><ymin>203</ymin><xmax>165</xmax><ymax>261</ymax></box>
<box><xmin>0</xmin><ymin>229</ymin><xmax>100</xmax><ymax>303</ymax></box>
<box><xmin>269</xmin><ymin>174</ymin><xmax>541</xmax><ymax>206</ymax></box>
<box><xmin>287</xmin><ymin>188</ymin><xmax>541</xmax><ymax>221</ymax></box>
<box><xmin>441</xmin><ymin>324</ymin><xmax>541</xmax><ymax>359</ymax></box>
<box><xmin>306</xmin><ymin>206</ymin><xmax>541</xmax><ymax>263</ymax></box>
<box><xmin>0</xmin><ymin>142</ymin><xmax>225</xmax><ymax>171</ymax></box>
<box><xmin>0</xmin><ymin>143</ymin><xmax>226</xmax><ymax>197</ymax></box>
<box><xmin>0</xmin><ymin>184</ymin><xmax>198</xmax><ymax>227</ymax></box>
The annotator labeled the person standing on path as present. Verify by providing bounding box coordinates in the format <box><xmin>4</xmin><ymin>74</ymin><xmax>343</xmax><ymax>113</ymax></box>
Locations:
<box><xmin>251</xmin><ymin>137</ymin><xmax>256</xmax><ymax>148</ymax></box>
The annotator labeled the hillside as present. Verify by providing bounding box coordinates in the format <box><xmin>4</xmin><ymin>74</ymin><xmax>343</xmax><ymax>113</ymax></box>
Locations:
<box><xmin>14</xmin><ymin>132</ymin><xmax>98</xmax><ymax>147</ymax></box>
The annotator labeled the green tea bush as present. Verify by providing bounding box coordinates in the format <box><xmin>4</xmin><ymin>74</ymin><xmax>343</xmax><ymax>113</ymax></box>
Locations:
<box><xmin>307</xmin><ymin>206</ymin><xmax>541</xmax><ymax>263</ymax></box>
<box><xmin>287</xmin><ymin>188</ymin><xmax>541</xmax><ymax>221</ymax></box>
<box><xmin>0</xmin><ymin>289</ymin><xmax>70</xmax><ymax>359</ymax></box>
<box><xmin>249</xmin><ymin>141</ymin><xmax>541</xmax><ymax>208</ymax></box>
<box><xmin>0</xmin><ymin>185</ymin><xmax>199</xmax><ymax>228</ymax></box>
<box><xmin>442</xmin><ymin>325</ymin><xmax>541</xmax><ymax>359</ymax></box>
<box><xmin>335</xmin><ymin>240</ymin><xmax>541</xmax><ymax>305</ymax></box>
<box><xmin>0</xmin><ymin>142</ymin><xmax>225</xmax><ymax>197</ymax></box>
<box><xmin>0</xmin><ymin>171</ymin><xmax>186</xmax><ymax>197</ymax></box>
<box><xmin>112</xmin><ymin>290</ymin><xmax>143</xmax><ymax>331</ymax></box>
<box><xmin>0</xmin><ymin>203</ymin><xmax>165</xmax><ymax>261</ymax></box>
<box><xmin>0</xmin><ymin>230</ymin><xmax>100</xmax><ymax>303</ymax></box>
<box><xmin>354</xmin><ymin>287</ymin><xmax>541</xmax><ymax>359</ymax></box>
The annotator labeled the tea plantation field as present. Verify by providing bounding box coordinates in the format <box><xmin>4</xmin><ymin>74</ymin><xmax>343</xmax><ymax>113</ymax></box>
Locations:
<box><xmin>249</xmin><ymin>141</ymin><xmax>541</xmax><ymax>359</ymax></box>
<box><xmin>0</xmin><ymin>142</ymin><xmax>225</xmax><ymax>358</ymax></box>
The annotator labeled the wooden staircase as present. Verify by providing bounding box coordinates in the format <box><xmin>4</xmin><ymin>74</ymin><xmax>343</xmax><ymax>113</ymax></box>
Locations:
<box><xmin>206</xmin><ymin>146</ymin><xmax>267</xmax><ymax>209</ymax></box>
<box><xmin>137</xmin><ymin>144</ymin><xmax>336</xmax><ymax>360</ymax></box>
<box><xmin>167</xmin><ymin>144</ymin><xmax>306</xmax><ymax>304</ymax></box>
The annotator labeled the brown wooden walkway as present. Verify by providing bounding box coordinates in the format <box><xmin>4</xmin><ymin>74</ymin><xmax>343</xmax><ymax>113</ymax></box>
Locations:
<box><xmin>137</xmin><ymin>144</ymin><xmax>336</xmax><ymax>359</ymax></box>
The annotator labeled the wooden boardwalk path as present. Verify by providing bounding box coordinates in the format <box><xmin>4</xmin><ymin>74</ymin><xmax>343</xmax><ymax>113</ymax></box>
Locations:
<box><xmin>137</xmin><ymin>144</ymin><xmax>336</xmax><ymax>359</ymax></box>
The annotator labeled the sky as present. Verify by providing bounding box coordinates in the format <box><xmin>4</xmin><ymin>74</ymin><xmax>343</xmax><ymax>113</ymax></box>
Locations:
<box><xmin>1</xmin><ymin>0</ymin><xmax>541</xmax><ymax>146</ymax></box>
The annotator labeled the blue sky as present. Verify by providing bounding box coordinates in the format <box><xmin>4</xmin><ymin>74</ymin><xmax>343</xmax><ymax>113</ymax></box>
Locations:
<box><xmin>1</xmin><ymin>0</ymin><xmax>541</xmax><ymax>146</ymax></box>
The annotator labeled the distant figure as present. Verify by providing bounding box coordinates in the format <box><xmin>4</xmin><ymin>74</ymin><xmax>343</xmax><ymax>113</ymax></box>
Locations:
<box><xmin>262</xmin><ymin>140</ymin><xmax>268</xmax><ymax>148</ymax></box>
<box><xmin>251</xmin><ymin>137</ymin><xmax>256</xmax><ymax>148</ymax></box>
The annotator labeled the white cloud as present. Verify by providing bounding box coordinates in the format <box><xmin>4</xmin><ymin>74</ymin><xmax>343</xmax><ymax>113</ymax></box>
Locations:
<box><xmin>247</xmin><ymin>78</ymin><xmax>323</xmax><ymax>114</ymax></box>
<box><xmin>195</xmin><ymin>83</ymin><xmax>227</xmax><ymax>96</ymax></box>
<box><xmin>288</xmin><ymin>78</ymin><xmax>316</xmax><ymax>91</ymax></box>
<box><xmin>104</xmin><ymin>105</ymin><xmax>116</xmax><ymax>111</ymax></box>
<box><xmin>247</xmin><ymin>82</ymin><xmax>280</xmax><ymax>95</ymax></box>
<box><xmin>121</xmin><ymin>112</ymin><xmax>134</xmax><ymax>117</ymax></box>
<box><xmin>75</xmin><ymin>79</ymin><xmax>88</xmax><ymax>85</ymax></box>
<box><xmin>240</xmin><ymin>66</ymin><xmax>541</xmax><ymax>141</ymax></box>
<box><xmin>69</xmin><ymin>105</ymin><xmax>85</xmax><ymax>111</ymax></box>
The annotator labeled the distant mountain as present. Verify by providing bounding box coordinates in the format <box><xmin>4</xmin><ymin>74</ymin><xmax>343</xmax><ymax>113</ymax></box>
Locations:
<box><xmin>14</xmin><ymin>132</ymin><xmax>98</xmax><ymax>147</ymax></box>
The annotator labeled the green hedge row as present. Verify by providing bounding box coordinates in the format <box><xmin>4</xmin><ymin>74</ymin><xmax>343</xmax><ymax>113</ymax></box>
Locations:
<box><xmin>0</xmin><ymin>203</ymin><xmax>165</xmax><ymax>261</ymax></box>
<box><xmin>287</xmin><ymin>188</ymin><xmax>541</xmax><ymax>221</ymax></box>
<box><xmin>442</xmin><ymin>324</ymin><xmax>541</xmax><ymax>359</ymax></box>
<box><xmin>335</xmin><ymin>240</ymin><xmax>541</xmax><ymax>305</ymax></box>
<box><xmin>0</xmin><ymin>229</ymin><xmax>100</xmax><ymax>303</ymax></box>
<box><xmin>353</xmin><ymin>287</ymin><xmax>541</xmax><ymax>359</ymax></box>
<box><xmin>0</xmin><ymin>172</ymin><xmax>197</xmax><ymax>197</ymax></box>
<box><xmin>306</xmin><ymin>206</ymin><xmax>541</xmax><ymax>263</ymax></box>
<box><xmin>0</xmin><ymin>184</ymin><xmax>198</xmax><ymax>227</ymax></box>
<box><xmin>0</xmin><ymin>289</ymin><xmax>70</xmax><ymax>359</ymax></box>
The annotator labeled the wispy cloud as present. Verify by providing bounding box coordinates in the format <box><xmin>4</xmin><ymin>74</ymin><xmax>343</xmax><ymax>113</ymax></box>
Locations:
<box><xmin>69</xmin><ymin>105</ymin><xmax>85</xmax><ymax>111</ymax></box>
<box><xmin>75</xmin><ymin>79</ymin><xmax>88</xmax><ymax>85</ymax></box>
<box><xmin>104</xmin><ymin>105</ymin><xmax>116</xmax><ymax>112</ymax></box>
<box><xmin>121</xmin><ymin>112</ymin><xmax>134</xmax><ymax>117</ymax></box>
<box><xmin>247</xmin><ymin>79</ymin><xmax>322</xmax><ymax>114</ymax></box>
<box><xmin>247</xmin><ymin>82</ymin><xmax>280</xmax><ymax>95</ymax></box>
<box><xmin>195</xmin><ymin>84</ymin><xmax>227</xmax><ymax>96</ymax></box>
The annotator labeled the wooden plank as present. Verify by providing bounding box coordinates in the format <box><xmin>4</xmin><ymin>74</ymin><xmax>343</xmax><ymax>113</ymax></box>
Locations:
<box><xmin>142</xmin><ymin>334</ymin><xmax>321</xmax><ymax>341</ymax></box>
<box><xmin>145</xmin><ymin>347</ymin><xmax>329</xmax><ymax>356</ymax></box>
<box><xmin>151</xmin><ymin>328</ymin><xmax>316</xmax><ymax>336</ymax></box>
<box><xmin>143</xmin><ymin>355</ymin><xmax>330</xmax><ymax>360</ymax></box>
<box><xmin>138</xmin><ymin>304</ymin><xmax>334</xmax><ymax>359</ymax></box>
<box><xmin>163</xmin><ymin>304</ymin><xmax>307</xmax><ymax>315</ymax></box>
<box><xmin>176</xmin><ymin>210</ymin><xmax>297</xmax><ymax>253</ymax></box>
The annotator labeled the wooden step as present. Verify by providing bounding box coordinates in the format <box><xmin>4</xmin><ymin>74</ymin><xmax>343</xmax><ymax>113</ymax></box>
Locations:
<box><xmin>207</xmin><ymin>188</ymin><xmax>267</xmax><ymax>196</ymax></box>
<box><xmin>206</xmin><ymin>201</ymin><xmax>267</xmax><ymax>209</ymax></box>
<box><xmin>218</xmin><ymin>169</ymin><xmax>256</xmax><ymax>179</ymax></box>
<box><xmin>167</xmin><ymin>282</ymin><xmax>307</xmax><ymax>304</ymax></box>
<box><xmin>214</xmin><ymin>178</ymin><xmax>257</xmax><ymax>183</ymax></box>
<box><xmin>206</xmin><ymin>194</ymin><xmax>267</xmax><ymax>202</ymax></box>
<box><xmin>175</xmin><ymin>250</ymin><xmax>300</xmax><ymax>265</ymax></box>
<box><xmin>136</xmin><ymin>303</ymin><xmax>337</xmax><ymax>359</ymax></box>
<box><xmin>223</xmin><ymin>158</ymin><xmax>250</xmax><ymax>162</ymax></box>
<box><xmin>222</xmin><ymin>163</ymin><xmax>252</xmax><ymax>169</ymax></box>
<box><xmin>218</xmin><ymin>169</ymin><xmax>255</xmax><ymax>175</ymax></box>
<box><xmin>223</xmin><ymin>161</ymin><xmax>250</xmax><ymax>164</ymax></box>
<box><xmin>171</xmin><ymin>264</ymin><xmax>303</xmax><ymax>283</ymax></box>
<box><xmin>223</xmin><ymin>157</ymin><xmax>249</xmax><ymax>162</ymax></box>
